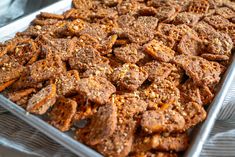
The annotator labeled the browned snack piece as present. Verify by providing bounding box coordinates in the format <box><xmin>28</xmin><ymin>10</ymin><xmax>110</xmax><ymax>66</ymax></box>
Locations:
<box><xmin>129</xmin><ymin>151</ymin><xmax>178</xmax><ymax>157</ymax></box>
<box><xmin>208</xmin><ymin>0</ymin><xmax>223</xmax><ymax>9</ymax></box>
<box><xmin>141</xmin><ymin>80</ymin><xmax>180</xmax><ymax>110</ymax></box>
<box><xmin>89</xmin><ymin>7</ymin><xmax>118</xmax><ymax>20</ymax></box>
<box><xmin>216</xmin><ymin>7</ymin><xmax>235</xmax><ymax>19</ymax></box>
<box><xmin>75</xmin><ymin>34</ymin><xmax>100</xmax><ymax>49</ymax></box>
<box><xmin>0</xmin><ymin>79</ymin><xmax>17</xmax><ymax>92</ymax></box>
<box><xmin>155</xmin><ymin>5</ymin><xmax>180</xmax><ymax>22</ymax></box>
<box><xmin>96</xmin><ymin>119</ymin><xmax>136</xmax><ymax>157</ymax></box>
<box><xmin>179</xmin><ymin>79</ymin><xmax>214</xmax><ymax>106</ymax></box>
<box><xmin>114</xmin><ymin>43</ymin><xmax>145</xmax><ymax>64</ymax></box>
<box><xmin>154</xmin><ymin>32</ymin><xmax>175</xmax><ymax>49</ymax></box>
<box><xmin>117</xmin><ymin>14</ymin><xmax>135</xmax><ymax>29</ymax></box>
<box><xmin>217</xmin><ymin>24</ymin><xmax>235</xmax><ymax>46</ymax></box>
<box><xmin>188</xmin><ymin>0</ymin><xmax>209</xmax><ymax>14</ymax></box>
<box><xmin>165</xmin><ymin>64</ymin><xmax>184</xmax><ymax>86</ymax></box>
<box><xmin>138</xmin><ymin>6</ymin><xmax>157</xmax><ymax>16</ymax></box>
<box><xmin>56</xmin><ymin>70</ymin><xmax>80</xmax><ymax>96</ymax></box>
<box><xmin>9</xmin><ymin>38</ymin><xmax>38</xmax><ymax>65</ymax></box>
<box><xmin>193</xmin><ymin>21</ymin><xmax>217</xmax><ymax>40</ymax></box>
<box><xmin>157</xmin><ymin>23</ymin><xmax>176</xmax><ymax>36</ymax></box>
<box><xmin>117</xmin><ymin>0</ymin><xmax>138</xmax><ymax>15</ymax></box>
<box><xmin>7</xmin><ymin>88</ymin><xmax>36</xmax><ymax>102</ymax></box>
<box><xmin>111</xmin><ymin>63</ymin><xmax>148</xmax><ymax>91</ymax></box>
<box><xmin>142</xmin><ymin>61</ymin><xmax>173</xmax><ymax>82</ymax></box>
<box><xmin>178</xmin><ymin>102</ymin><xmax>207</xmax><ymax>130</ymax></box>
<box><xmin>49</xmin><ymin>97</ymin><xmax>77</xmax><ymax>132</ymax></box>
<box><xmin>173</xmin><ymin>12</ymin><xmax>201</xmax><ymax>27</ymax></box>
<box><xmin>0</xmin><ymin>54</ymin><xmax>10</xmax><ymax>66</ymax></box>
<box><xmin>98</xmin><ymin>34</ymin><xmax>118</xmax><ymax>55</ymax></box>
<box><xmin>0</xmin><ymin>44</ymin><xmax>11</xmax><ymax>58</ymax></box>
<box><xmin>144</xmin><ymin>39</ymin><xmax>175</xmax><ymax>62</ymax></box>
<box><xmin>173</xmin><ymin>55</ymin><xmax>222</xmax><ymax>86</ymax></box>
<box><xmin>169</xmin><ymin>24</ymin><xmax>198</xmax><ymax>43</ymax></box>
<box><xmin>141</xmin><ymin>110</ymin><xmax>185</xmax><ymax>133</ymax></box>
<box><xmin>77</xmin><ymin>76</ymin><xmax>116</xmax><ymax>105</ymax></box>
<box><xmin>112</xmin><ymin>93</ymin><xmax>148</xmax><ymax>120</ymax></box>
<box><xmin>204</xmin><ymin>15</ymin><xmax>231</xmax><ymax>29</ymax></box>
<box><xmin>29</xmin><ymin>55</ymin><xmax>65</xmax><ymax>83</ymax></box>
<box><xmin>15</xmin><ymin>94</ymin><xmax>32</xmax><ymax>109</ymax></box>
<box><xmin>205</xmin><ymin>32</ymin><xmax>233</xmax><ymax>59</ymax></box>
<box><xmin>55</xmin><ymin>19</ymin><xmax>87</xmax><ymax>37</ymax></box>
<box><xmin>107</xmin><ymin>54</ymin><xmax>123</xmax><ymax>68</ymax></box>
<box><xmin>63</xmin><ymin>8</ymin><xmax>92</xmax><ymax>21</ymax></box>
<box><xmin>177</xmin><ymin>33</ymin><xmax>203</xmax><ymax>56</ymax></box>
<box><xmin>79</xmin><ymin>24</ymin><xmax>108</xmax><ymax>44</ymax></box>
<box><xmin>103</xmin><ymin>0</ymin><xmax>122</xmax><ymax>7</ymax></box>
<box><xmin>27</xmin><ymin>84</ymin><xmax>57</xmax><ymax>115</ymax></box>
<box><xmin>32</xmin><ymin>18</ymin><xmax>60</xmax><ymax>26</ymax></box>
<box><xmin>40</xmin><ymin>35</ymin><xmax>76</xmax><ymax>61</ymax></box>
<box><xmin>72</xmin><ymin>0</ymin><xmax>93</xmax><ymax>10</ymax></box>
<box><xmin>69</xmin><ymin>46</ymin><xmax>102</xmax><ymax>72</ymax></box>
<box><xmin>132</xmin><ymin>133</ymin><xmax>189</xmax><ymax>153</ymax></box>
<box><xmin>120</xmin><ymin>16</ymin><xmax>158</xmax><ymax>44</ymax></box>
<box><xmin>201</xmin><ymin>54</ymin><xmax>230</xmax><ymax>61</ymax></box>
<box><xmin>224</xmin><ymin>1</ymin><xmax>235</xmax><ymax>12</ymax></box>
<box><xmin>0</xmin><ymin>60</ymin><xmax>24</xmax><ymax>84</ymax></box>
<box><xmin>37</xmin><ymin>12</ymin><xmax>64</xmax><ymax>20</ymax></box>
<box><xmin>81</xmin><ymin>62</ymin><xmax>113</xmax><ymax>79</ymax></box>
<box><xmin>76</xmin><ymin>102</ymin><xmax>117</xmax><ymax>145</ymax></box>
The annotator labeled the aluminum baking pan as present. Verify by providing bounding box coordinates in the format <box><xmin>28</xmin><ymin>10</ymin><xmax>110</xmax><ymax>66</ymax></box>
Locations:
<box><xmin>0</xmin><ymin>1</ymin><xmax>235</xmax><ymax>156</ymax></box>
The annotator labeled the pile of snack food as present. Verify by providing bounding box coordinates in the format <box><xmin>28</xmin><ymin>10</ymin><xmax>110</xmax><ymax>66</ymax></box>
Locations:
<box><xmin>0</xmin><ymin>0</ymin><xmax>234</xmax><ymax>156</ymax></box>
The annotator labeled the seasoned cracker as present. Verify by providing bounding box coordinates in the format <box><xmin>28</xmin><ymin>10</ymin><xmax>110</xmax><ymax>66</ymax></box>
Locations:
<box><xmin>180</xmin><ymin>79</ymin><xmax>214</xmax><ymax>106</ymax></box>
<box><xmin>56</xmin><ymin>70</ymin><xmax>80</xmax><ymax>96</ymax></box>
<box><xmin>178</xmin><ymin>102</ymin><xmax>207</xmax><ymax>130</ymax></box>
<box><xmin>141</xmin><ymin>80</ymin><xmax>180</xmax><ymax>110</ymax></box>
<box><xmin>216</xmin><ymin>7</ymin><xmax>235</xmax><ymax>19</ymax></box>
<box><xmin>77</xmin><ymin>76</ymin><xmax>116</xmax><ymax>105</ymax></box>
<box><xmin>49</xmin><ymin>97</ymin><xmax>77</xmax><ymax>132</ymax></box>
<box><xmin>29</xmin><ymin>55</ymin><xmax>66</xmax><ymax>83</ymax></box>
<box><xmin>114</xmin><ymin>43</ymin><xmax>145</xmax><ymax>64</ymax></box>
<box><xmin>0</xmin><ymin>60</ymin><xmax>24</xmax><ymax>84</ymax></box>
<box><xmin>69</xmin><ymin>46</ymin><xmax>102</xmax><ymax>72</ymax></box>
<box><xmin>132</xmin><ymin>133</ymin><xmax>189</xmax><ymax>153</ymax></box>
<box><xmin>155</xmin><ymin>5</ymin><xmax>179</xmax><ymax>22</ymax></box>
<box><xmin>27</xmin><ymin>84</ymin><xmax>57</xmax><ymax>115</ymax></box>
<box><xmin>154</xmin><ymin>32</ymin><xmax>175</xmax><ymax>49</ymax></box>
<box><xmin>142</xmin><ymin>61</ymin><xmax>173</xmax><ymax>82</ymax></box>
<box><xmin>144</xmin><ymin>39</ymin><xmax>175</xmax><ymax>62</ymax></box>
<box><xmin>141</xmin><ymin>110</ymin><xmax>185</xmax><ymax>133</ymax></box>
<box><xmin>173</xmin><ymin>12</ymin><xmax>201</xmax><ymax>27</ymax></box>
<box><xmin>81</xmin><ymin>62</ymin><xmax>113</xmax><ymax>79</ymax></box>
<box><xmin>111</xmin><ymin>63</ymin><xmax>148</xmax><ymax>91</ymax></box>
<box><xmin>204</xmin><ymin>15</ymin><xmax>231</xmax><ymax>29</ymax></box>
<box><xmin>96</xmin><ymin>120</ymin><xmax>136</xmax><ymax>157</ymax></box>
<box><xmin>0</xmin><ymin>79</ymin><xmax>17</xmax><ymax>92</ymax></box>
<box><xmin>38</xmin><ymin>12</ymin><xmax>64</xmax><ymax>20</ymax></box>
<box><xmin>177</xmin><ymin>33</ymin><xmax>203</xmax><ymax>56</ymax></box>
<box><xmin>157</xmin><ymin>23</ymin><xmax>176</xmax><ymax>36</ymax></box>
<box><xmin>188</xmin><ymin>0</ymin><xmax>209</xmax><ymax>14</ymax></box>
<box><xmin>76</xmin><ymin>102</ymin><xmax>117</xmax><ymax>145</ymax></box>
<box><xmin>173</xmin><ymin>55</ymin><xmax>222</xmax><ymax>86</ymax></box>
<box><xmin>8</xmin><ymin>88</ymin><xmax>36</xmax><ymax>102</ymax></box>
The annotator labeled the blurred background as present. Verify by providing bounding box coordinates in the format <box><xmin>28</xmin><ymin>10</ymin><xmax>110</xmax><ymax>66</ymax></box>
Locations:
<box><xmin>0</xmin><ymin>0</ymin><xmax>60</xmax><ymax>27</ymax></box>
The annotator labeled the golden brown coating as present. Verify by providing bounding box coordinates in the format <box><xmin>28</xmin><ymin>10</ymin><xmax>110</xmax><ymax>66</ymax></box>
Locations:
<box><xmin>76</xmin><ymin>102</ymin><xmax>117</xmax><ymax>145</ymax></box>
<box><xmin>1</xmin><ymin>0</ymin><xmax>235</xmax><ymax>156</ymax></box>
<box><xmin>27</xmin><ymin>84</ymin><xmax>57</xmax><ymax>115</ymax></box>
<box><xmin>173</xmin><ymin>55</ymin><xmax>222</xmax><ymax>86</ymax></box>
<box><xmin>49</xmin><ymin>97</ymin><xmax>77</xmax><ymax>132</ymax></box>
<box><xmin>111</xmin><ymin>63</ymin><xmax>148</xmax><ymax>91</ymax></box>
<box><xmin>141</xmin><ymin>110</ymin><xmax>185</xmax><ymax>133</ymax></box>
<box><xmin>144</xmin><ymin>39</ymin><xmax>175</xmax><ymax>62</ymax></box>
<box><xmin>55</xmin><ymin>70</ymin><xmax>80</xmax><ymax>96</ymax></box>
<box><xmin>77</xmin><ymin>76</ymin><xmax>116</xmax><ymax>105</ymax></box>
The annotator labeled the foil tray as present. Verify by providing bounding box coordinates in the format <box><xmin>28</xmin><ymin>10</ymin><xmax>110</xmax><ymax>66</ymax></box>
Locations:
<box><xmin>0</xmin><ymin>1</ymin><xmax>235</xmax><ymax>156</ymax></box>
